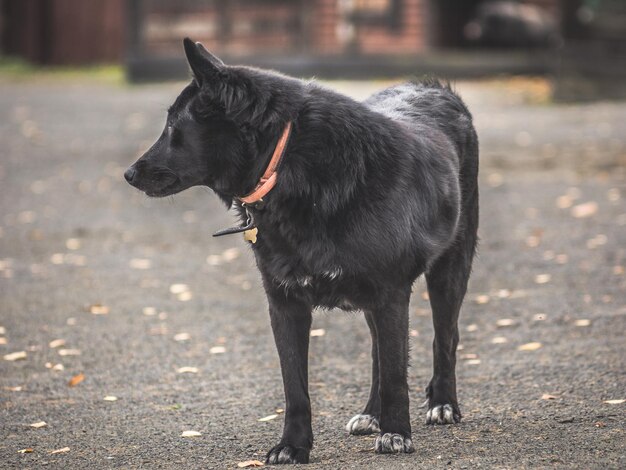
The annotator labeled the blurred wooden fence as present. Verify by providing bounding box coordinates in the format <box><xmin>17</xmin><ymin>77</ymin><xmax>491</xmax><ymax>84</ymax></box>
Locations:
<box><xmin>1</xmin><ymin>0</ymin><xmax>125</xmax><ymax>64</ymax></box>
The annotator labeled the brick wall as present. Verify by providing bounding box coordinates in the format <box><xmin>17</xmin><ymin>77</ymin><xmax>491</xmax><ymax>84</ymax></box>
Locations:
<box><xmin>356</xmin><ymin>0</ymin><xmax>426</xmax><ymax>54</ymax></box>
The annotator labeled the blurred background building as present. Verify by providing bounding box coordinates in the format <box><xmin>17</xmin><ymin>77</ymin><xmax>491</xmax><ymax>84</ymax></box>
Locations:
<box><xmin>1</xmin><ymin>0</ymin><xmax>625</xmax><ymax>95</ymax></box>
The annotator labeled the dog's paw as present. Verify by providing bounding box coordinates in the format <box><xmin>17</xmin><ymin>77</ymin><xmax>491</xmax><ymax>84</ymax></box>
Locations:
<box><xmin>374</xmin><ymin>433</ymin><xmax>415</xmax><ymax>454</ymax></box>
<box><xmin>346</xmin><ymin>414</ymin><xmax>380</xmax><ymax>435</ymax></box>
<box><xmin>266</xmin><ymin>444</ymin><xmax>310</xmax><ymax>465</ymax></box>
<box><xmin>425</xmin><ymin>404</ymin><xmax>460</xmax><ymax>424</ymax></box>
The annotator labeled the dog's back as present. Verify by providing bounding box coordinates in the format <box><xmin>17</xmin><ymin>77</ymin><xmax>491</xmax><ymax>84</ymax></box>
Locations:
<box><xmin>365</xmin><ymin>80</ymin><xmax>477</xmax><ymax>169</ymax></box>
<box><xmin>365</xmin><ymin>80</ymin><xmax>479</xmax><ymax>243</ymax></box>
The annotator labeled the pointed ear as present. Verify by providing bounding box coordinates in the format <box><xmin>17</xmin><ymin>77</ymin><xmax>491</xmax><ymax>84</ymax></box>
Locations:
<box><xmin>183</xmin><ymin>37</ymin><xmax>224</xmax><ymax>85</ymax></box>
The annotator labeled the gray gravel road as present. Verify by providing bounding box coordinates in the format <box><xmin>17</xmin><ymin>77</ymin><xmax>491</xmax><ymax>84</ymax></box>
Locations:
<box><xmin>0</xmin><ymin>78</ymin><xmax>624</xmax><ymax>469</ymax></box>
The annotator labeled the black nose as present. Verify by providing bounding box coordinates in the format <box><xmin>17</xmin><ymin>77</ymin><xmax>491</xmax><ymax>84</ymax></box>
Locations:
<box><xmin>124</xmin><ymin>167</ymin><xmax>136</xmax><ymax>183</ymax></box>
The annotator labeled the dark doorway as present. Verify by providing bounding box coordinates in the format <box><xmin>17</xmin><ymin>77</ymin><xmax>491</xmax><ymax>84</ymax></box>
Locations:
<box><xmin>429</xmin><ymin>0</ymin><xmax>482</xmax><ymax>48</ymax></box>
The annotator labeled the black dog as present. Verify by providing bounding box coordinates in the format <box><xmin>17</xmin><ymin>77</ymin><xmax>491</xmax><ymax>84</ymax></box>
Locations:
<box><xmin>125</xmin><ymin>38</ymin><xmax>479</xmax><ymax>464</ymax></box>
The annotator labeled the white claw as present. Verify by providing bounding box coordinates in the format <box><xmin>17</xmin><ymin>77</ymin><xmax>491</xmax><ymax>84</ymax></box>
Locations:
<box><xmin>426</xmin><ymin>404</ymin><xmax>457</xmax><ymax>425</ymax></box>
<box><xmin>346</xmin><ymin>414</ymin><xmax>380</xmax><ymax>434</ymax></box>
<box><xmin>375</xmin><ymin>433</ymin><xmax>414</xmax><ymax>453</ymax></box>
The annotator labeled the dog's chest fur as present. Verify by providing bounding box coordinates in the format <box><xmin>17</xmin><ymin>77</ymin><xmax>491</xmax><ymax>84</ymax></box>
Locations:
<box><xmin>244</xmin><ymin>207</ymin><xmax>392</xmax><ymax>310</ymax></box>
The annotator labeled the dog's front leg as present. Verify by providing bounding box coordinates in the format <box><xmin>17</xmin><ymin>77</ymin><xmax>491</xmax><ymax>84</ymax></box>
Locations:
<box><xmin>370</xmin><ymin>287</ymin><xmax>415</xmax><ymax>454</ymax></box>
<box><xmin>265</xmin><ymin>289</ymin><xmax>313</xmax><ymax>465</ymax></box>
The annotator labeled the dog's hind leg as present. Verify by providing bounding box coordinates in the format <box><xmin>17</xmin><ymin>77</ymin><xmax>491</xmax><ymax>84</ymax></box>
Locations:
<box><xmin>424</xmin><ymin>191</ymin><xmax>478</xmax><ymax>424</ymax></box>
<box><xmin>346</xmin><ymin>311</ymin><xmax>381</xmax><ymax>435</ymax></box>
<box><xmin>370</xmin><ymin>287</ymin><xmax>415</xmax><ymax>453</ymax></box>
<box><xmin>264</xmin><ymin>288</ymin><xmax>314</xmax><ymax>465</ymax></box>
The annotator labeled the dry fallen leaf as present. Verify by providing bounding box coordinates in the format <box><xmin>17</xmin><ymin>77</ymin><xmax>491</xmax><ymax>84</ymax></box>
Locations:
<box><xmin>103</xmin><ymin>396</ymin><xmax>118</xmax><ymax>402</ymax></box>
<box><xmin>460</xmin><ymin>353</ymin><xmax>478</xmax><ymax>360</ymax></box>
<box><xmin>18</xmin><ymin>448</ymin><xmax>34</xmax><ymax>454</ymax></box>
<box><xmin>89</xmin><ymin>304</ymin><xmax>109</xmax><ymax>315</ymax></box>
<box><xmin>586</xmin><ymin>234</ymin><xmax>607</xmax><ymax>249</ymax></box>
<box><xmin>310</xmin><ymin>329</ymin><xmax>325</xmax><ymax>337</ymax></box>
<box><xmin>466</xmin><ymin>324</ymin><xmax>479</xmax><ymax>332</ymax></box>
<box><xmin>574</xmin><ymin>319</ymin><xmax>591</xmax><ymax>327</ymax></box>
<box><xmin>177</xmin><ymin>291</ymin><xmax>192</xmax><ymax>302</ymax></box>
<box><xmin>50</xmin><ymin>447</ymin><xmax>70</xmax><ymax>454</ymax></box>
<box><xmin>149</xmin><ymin>325</ymin><xmax>168</xmax><ymax>336</ymax></box>
<box><xmin>486</xmin><ymin>172</ymin><xmax>503</xmax><ymax>188</ymax></box>
<box><xmin>50</xmin><ymin>253</ymin><xmax>65</xmax><ymax>264</ymax></box>
<box><xmin>182</xmin><ymin>210</ymin><xmax>197</xmax><ymax>223</ymax></box>
<box><xmin>169</xmin><ymin>283</ymin><xmax>189</xmax><ymax>294</ymax></box>
<box><xmin>4</xmin><ymin>351</ymin><xmax>27</xmax><ymax>361</ymax></box>
<box><xmin>238</xmin><ymin>460</ymin><xmax>265</xmax><ymax>468</ymax></box>
<box><xmin>221</xmin><ymin>248</ymin><xmax>240</xmax><ymax>262</ymax></box>
<box><xmin>496</xmin><ymin>318</ymin><xmax>516</xmax><ymax>327</ymax></box>
<box><xmin>466</xmin><ymin>359</ymin><xmax>481</xmax><ymax>365</ymax></box>
<box><xmin>606</xmin><ymin>188</ymin><xmax>620</xmax><ymax>202</ymax></box>
<box><xmin>30</xmin><ymin>421</ymin><xmax>47</xmax><ymax>428</ymax></box>
<box><xmin>475</xmin><ymin>294</ymin><xmax>490</xmax><ymax>304</ymax></box>
<box><xmin>571</xmin><ymin>201</ymin><xmax>598</xmax><ymax>218</ymax></box>
<box><xmin>258</xmin><ymin>414</ymin><xmax>278</xmax><ymax>422</ymax></box>
<box><xmin>525</xmin><ymin>235</ymin><xmax>540</xmax><ymax>248</ymax></box>
<box><xmin>603</xmin><ymin>399</ymin><xmax>625</xmax><ymax>405</ymax></box>
<box><xmin>556</xmin><ymin>194</ymin><xmax>573</xmax><ymax>209</ymax></box>
<box><xmin>142</xmin><ymin>307</ymin><xmax>157</xmax><ymax>316</ymax></box>
<box><xmin>129</xmin><ymin>258</ymin><xmax>152</xmax><ymax>270</ymax></box>
<box><xmin>0</xmin><ymin>326</ymin><xmax>6</xmax><ymax>334</ymax></box>
<box><xmin>48</xmin><ymin>339</ymin><xmax>66</xmax><ymax>349</ymax></box>
<box><xmin>52</xmin><ymin>363</ymin><xmax>64</xmax><ymax>371</ymax></box>
<box><xmin>534</xmin><ymin>274</ymin><xmax>551</xmax><ymax>284</ymax></box>
<box><xmin>18</xmin><ymin>210</ymin><xmax>37</xmax><ymax>224</ymax></box>
<box><xmin>58</xmin><ymin>349</ymin><xmax>81</xmax><ymax>356</ymax></box>
<box><xmin>518</xmin><ymin>342</ymin><xmax>542</xmax><ymax>351</ymax></box>
<box><xmin>0</xmin><ymin>337</ymin><xmax>7</xmax><ymax>345</ymax></box>
<box><xmin>177</xmin><ymin>366</ymin><xmax>199</xmax><ymax>374</ymax></box>
<box><xmin>66</xmin><ymin>238</ymin><xmax>81</xmax><ymax>250</ymax></box>
<box><xmin>541</xmin><ymin>394</ymin><xmax>558</xmax><ymax>400</ymax></box>
<box><xmin>491</xmin><ymin>336</ymin><xmax>508</xmax><ymax>344</ymax></box>
<box><xmin>68</xmin><ymin>373</ymin><xmax>85</xmax><ymax>387</ymax></box>
<box><xmin>209</xmin><ymin>346</ymin><xmax>226</xmax><ymax>354</ymax></box>
<box><xmin>173</xmin><ymin>333</ymin><xmax>191</xmax><ymax>342</ymax></box>
<box><xmin>206</xmin><ymin>255</ymin><xmax>222</xmax><ymax>266</ymax></box>
<box><xmin>555</xmin><ymin>254</ymin><xmax>568</xmax><ymax>264</ymax></box>
<box><xmin>5</xmin><ymin>386</ymin><xmax>23</xmax><ymax>392</ymax></box>
<box><xmin>497</xmin><ymin>289</ymin><xmax>511</xmax><ymax>299</ymax></box>
<box><xmin>181</xmin><ymin>430</ymin><xmax>202</xmax><ymax>437</ymax></box>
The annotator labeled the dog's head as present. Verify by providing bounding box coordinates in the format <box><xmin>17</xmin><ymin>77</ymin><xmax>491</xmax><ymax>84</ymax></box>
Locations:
<box><xmin>125</xmin><ymin>38</ymin><xmax>301</xmax><ymax>203</ymax></box>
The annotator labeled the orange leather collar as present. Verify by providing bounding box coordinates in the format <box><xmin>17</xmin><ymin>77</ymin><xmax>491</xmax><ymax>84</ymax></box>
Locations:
<box><xmin>240</xmin><ymin>121</ymin><xmax>292</xmax><ymax>205</ymax></box>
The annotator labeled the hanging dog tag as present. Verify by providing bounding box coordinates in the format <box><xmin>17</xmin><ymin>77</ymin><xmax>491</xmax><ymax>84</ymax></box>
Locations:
<box><xmin>243</xmin><ymin>227</ymin><xmax>258</xmax><ymax>244</ymax></box>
